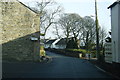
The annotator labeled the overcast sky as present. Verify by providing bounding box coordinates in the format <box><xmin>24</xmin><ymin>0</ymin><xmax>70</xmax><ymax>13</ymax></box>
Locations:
<box><xmin>19</xmin><ymin>0</ymin><xmax>116</xmax><ymax>39</ymax></box>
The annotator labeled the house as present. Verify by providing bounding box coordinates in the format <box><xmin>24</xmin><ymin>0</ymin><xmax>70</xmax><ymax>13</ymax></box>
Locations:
<box><xmin>44</xmin><ymin>38</ymin><xmax>68</xmax><ymax>49</ymax></box>
<box><xmin>104</xmin><ymin>42</ymin><xmax>112</xmax><ymax>63</ymax></box>
<box><xmin>51</xmin><ymin>39</ymin><xmax>60</xmax><ymax>49</ymax></box>
<box><xmin>55</xmin><ymin>37</ymin><xmax>80</xmax><ymax>49</ymax></box>
<box><xmin>104</xmin><ymin>36</ymin><xmax>112</xmax><ymax>63</ymax></box>
<box><xmin>55</xmin><ymin>38</ymin><xmax>67</xmax><ymax>49</ymax></box>
<box><xmin>108</xmin><ymin>0</ymin><xmax>120</xmax><ymax>65</ymax></box>
<box><xmin>44</xmin><ymin>38</ymin><xmax>67</xmax><ymax>49</ymax></box>
<box><xmin>44</xmin><ymin>37</ymin><xmax>80</xmax><ymax>49</ymax></box>
<box><xmin>104</xmin><ymin>32</ymin><xmax>112</xmax><ymax>63</ymax></box>
<box><xmin>1</xmin><ymin>0</ymin><xmax>40</xmax><ymax>61</ymax></box>
<box><xmin>44</xmin><ymin>39</ymin><xmax>57</xmax><ymax>49</ymax></box>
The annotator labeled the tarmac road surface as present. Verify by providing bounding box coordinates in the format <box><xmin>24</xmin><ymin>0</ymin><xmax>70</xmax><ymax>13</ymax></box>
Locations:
<box><xmin>2</xmin><ymin>51</ymin><xmax>116</xmax><ymax>79</ymax></box>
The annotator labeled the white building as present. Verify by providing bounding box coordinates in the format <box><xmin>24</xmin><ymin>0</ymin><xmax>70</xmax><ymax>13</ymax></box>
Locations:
<box><xmin>44</xmin><ymin>39</ymin><xmax>57</xmax><ymax>49</ymax></box>
<box><xmin>55</xmin><ymin>38</ymin><xmax>67</xmax><ymax>49</ymax></box>
<box><xmin>104</xmin><ymin>43</ymin><xmax>112</xmax><ymax>63</ymax></box>
<box><xmin>44</xmin><ymin>39</ymin><xmax>61</xmax><ymax>49</ymax></box>
<box><xmin>51</xmin><ymin>39</ymin><xmax>60</xmax><ymax>49</ymax></box>
<box><xmin>108</xmin><ymin>0</ymin><xmax>120</xmax><ymax>64</ymax></box>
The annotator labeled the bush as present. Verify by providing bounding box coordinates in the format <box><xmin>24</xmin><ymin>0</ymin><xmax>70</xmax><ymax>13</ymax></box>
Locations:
<box><xmin>40</xmin><ymin>45</ymin><xmax>46</xmax><ymax>56</ymax></box>
<box><xmin>67</xmin><ymin>49</ymin><xmax>87</xmax><ymax>56</ymax></box>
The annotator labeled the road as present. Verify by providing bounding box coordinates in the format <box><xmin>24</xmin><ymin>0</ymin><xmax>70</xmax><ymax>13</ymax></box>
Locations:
<box><xmin>2</xmin><ymin>51</ymin><xmax>116</xmax><ymax>79</ymax></box>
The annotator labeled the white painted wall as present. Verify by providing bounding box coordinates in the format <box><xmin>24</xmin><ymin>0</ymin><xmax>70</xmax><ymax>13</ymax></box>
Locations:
<box><xmin>44</xmin><ymin>44</ymin><xmax>51</xmax><ymax>49</ymax></box>
<box><xmin>55</xmin><ymin>45</ymin><xmax>66</xmax><ymax>49</ymax></box>
<box><xmin>51</xmin><ymin>39</ymin><xmax>60</xmax><ymax>49</ymax></box>
<box><xmin>44</xmin><ymin>39</ymin><xmax>67</xmax><ymax>49</ymax></box>
<box><xmin>105</xmin><ymin>43</ymin><xmax>112</xmax><ymax>63</ymax></box>
<box><xmin>118</xmin><ymin>3</ymin><xmax>120</xmax><ymax>63</ymax></box>
<box><xmin>111</xmin><ymin>3</ymin><xmax>120</xmax><ymax>63</ymax></box>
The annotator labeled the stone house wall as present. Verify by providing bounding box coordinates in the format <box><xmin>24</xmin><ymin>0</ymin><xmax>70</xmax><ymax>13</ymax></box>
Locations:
<box><xmin>0</xmin><ymin>0</ymin><xmax>40</xmax><ymax>61</ymax></box>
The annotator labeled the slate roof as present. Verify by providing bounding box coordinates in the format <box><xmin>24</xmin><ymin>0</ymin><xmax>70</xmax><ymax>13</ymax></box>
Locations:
<box><xmin>55</xmin><ymin>37</ymin><xmax>79</xmax><ymax>45</ymax></box>
<box><xmin>108</xmin><ymin>0</ymin><xmax>120</xmax><ymax>9</ymax></box>
<box><xmin>45</xmin><ymin>39</ymin><xmax>57</xmax><ymax>44</ymax></box>
<box><xmin>55</xmin><ymin>38</ymin><xmax>67</xmax><ymax>45</ymax></box>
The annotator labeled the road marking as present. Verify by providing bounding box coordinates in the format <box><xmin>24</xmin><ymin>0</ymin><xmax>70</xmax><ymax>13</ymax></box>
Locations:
<box><xmin>95</xmin><ymin>65</ymin><xmax>120</xmax><ymax>80</ymax></box>
<box><xmin>95</xmin><ymin>65</ymin><xmax>106</xmax><ymax>73</ymax></box>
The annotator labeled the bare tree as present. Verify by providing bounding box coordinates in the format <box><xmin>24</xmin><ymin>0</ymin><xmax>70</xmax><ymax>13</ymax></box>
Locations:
<box><xmin>99</xmin><ymin>26</ymin><xmax>107</xmax><ymax>53</ymax></box>
<box><xmin>40</xmin><ymin>6</ymin><xmax>63</xmax><ymax>38</ymax></box>
<box><xmin>58</xmin><ymin>14</ymin><xmax>73</xmax><ymax>45</ymax></box>
<box><xmin>55</xmin><ymin>14</ymin><xmax>97</xmax><ymax>49</ymax></box>
<box><xmin>57</xmin><ymin>13</ymin><xmax>84</xmax><ymax>48</ymax></box>
<box><xmin>67</xmin><ymin>13</ymin><xmax>84</xmax><ymax>48</ymax></box>
<box><xmin>34</xmin><ymin>0</ymin><xmax>55</xmax><ymax>14</ymax></box>
<box><xmin>69</xmin><ymin>14</ymin><xmax>83</xmax><ymax>37</ymax></box>
<box><xmin>80</xmin><ymin>16</ymin><xmax>96</xmax><ymax>51</ymax></box>
<box><xmin>52</xmin><ymin>24</ymin><xmax>62</xmax><ymax>39</ymax></box>
<box><xmin>30</xmin><ymin>0</ymin><xmax>63</xmax><ymax>39</ymax></box>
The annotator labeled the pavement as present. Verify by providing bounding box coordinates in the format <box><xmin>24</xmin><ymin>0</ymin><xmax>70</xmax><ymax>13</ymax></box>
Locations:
<box><xmin>2</xmin><ymin>51</ymin><xmax>118</xmax><ymax>79</ymax></box>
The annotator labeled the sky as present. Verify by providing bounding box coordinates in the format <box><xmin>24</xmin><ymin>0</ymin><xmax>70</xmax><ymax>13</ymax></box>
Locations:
<box><xmin>19</xmin><ymin>0</ymin><xmax>116</xmax><ymax>39</ymax></box>
<box><xmin>55</xmin><ymin>0</ymin><xmax>116</xmax><ymax>30</ymax></box>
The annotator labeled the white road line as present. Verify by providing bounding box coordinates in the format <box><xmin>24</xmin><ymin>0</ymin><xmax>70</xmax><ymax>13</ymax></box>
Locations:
<box><xmin>95</xmin><ymin>65</ymin><xmax>120</xmax><ymax>79</ymax></box>
<box><xmin>95</xmin><ymin>65</ymin><xmax>106</xmax><ymax>73</ymax></box>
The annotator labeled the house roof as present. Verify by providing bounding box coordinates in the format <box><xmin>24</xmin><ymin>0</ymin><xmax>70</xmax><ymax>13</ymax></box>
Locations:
<box><xmin>108</xmin><ymin>0</ymin><xmax>120</xmax><ymax>9</ymax></box>
<box><xmin>55</xmin><ymin>37</ymin><xmax>77</xmax><ymax>45</ymax></box>
<box><xmin>17</xmin><ymin>0</ymin><xmax>39</xmax><ymax>14</ymax></box>
<box><xmin>55</xmin><ymin>38</ymin><xmax>66</xmax><ymax>45</ymax></box>
<box><xmin>45</xmin><ymin>39</ymin><xmax>57</xmax><ymax>44</ymax></box>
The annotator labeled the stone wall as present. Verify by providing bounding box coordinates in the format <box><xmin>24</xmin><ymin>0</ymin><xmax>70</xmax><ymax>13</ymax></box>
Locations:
<box><xmin>0</xmin><ymin>1</ymin><xmax>40</xmax><ymax>61</ymax></box>
<box><xmin>0</xmin><ymin>1</ymin><xmax>2</xmax><ymax>61</ymax></box>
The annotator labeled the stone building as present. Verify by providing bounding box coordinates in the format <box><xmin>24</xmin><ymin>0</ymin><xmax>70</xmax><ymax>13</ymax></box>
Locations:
<box><xmin>0</xmin><ymin>0</ymin><xmax>40</xmax><ymax>61</ymax></box>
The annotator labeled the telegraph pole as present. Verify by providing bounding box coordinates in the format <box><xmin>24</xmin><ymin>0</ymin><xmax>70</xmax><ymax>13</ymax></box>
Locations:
<box><xmin>95</xmin><ymin>0</ymin><xmax>100</xmax><ymax>61</ymax></box>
